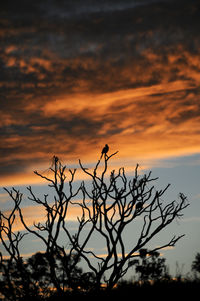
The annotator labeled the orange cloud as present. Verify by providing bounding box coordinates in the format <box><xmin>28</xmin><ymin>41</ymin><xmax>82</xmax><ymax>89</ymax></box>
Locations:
<box><xmin>1</xmin><ymin>203</ymin><xmax>84</xmax><ymax>234</ymax></box>
<box><xmin>1</xmin><ymin>74</ymin><xmax>200</xmax><ymax>187</ymax></box>
<box><xmin>36</xmin><ymin>73</ymin><xmax>200</xmax><ymax>162</ymax></box>
<box><xmin>1</xmin><ymin>2</ymin><xmax>200</xmax><ymax>186</ymax></box>
<box><xmin>0</xmin><ymin>172</ymin><xmax>44</xmax><ymax>187</ymax></box>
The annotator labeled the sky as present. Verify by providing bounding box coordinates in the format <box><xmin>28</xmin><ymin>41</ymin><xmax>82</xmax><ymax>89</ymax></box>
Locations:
<box><xmin>1</xmin><ymin>0</ymin><xmax>200</xmax><ymax>278</ymax></box>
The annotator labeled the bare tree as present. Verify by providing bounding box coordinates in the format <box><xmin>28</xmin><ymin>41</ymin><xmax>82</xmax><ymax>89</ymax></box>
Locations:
<box><xmin>0</xmin><ymin>191</ymin><xmax>35</xmax><ymax>300</ymax></box>
<box><xmin>0</xmin><ymin>150</ymin><xmax>189</xmax><ymax>295</ymax></box>
<box><xmin>0</xmin><ymin>157</ymin><xmax>81</xmax><ymax>298</ymax></box>
<box><xmin>75</xmin><ymin>151</ymin><xmax>189</xmax><ymax>289</ymax></box>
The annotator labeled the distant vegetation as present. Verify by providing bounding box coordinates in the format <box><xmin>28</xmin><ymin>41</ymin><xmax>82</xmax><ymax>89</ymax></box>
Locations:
<box><xmin>0</xmin><ymin>148</ymin><xmax>195</xmax><ymax>300</ymax></box>
<box><xmin>1</xmin><ymin>250</ymin><xmax>200</xmax><ymax>300</ymax></box>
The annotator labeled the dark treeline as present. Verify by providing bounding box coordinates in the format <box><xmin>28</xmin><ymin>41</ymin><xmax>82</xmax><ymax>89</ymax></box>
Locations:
<box><xmin>0</xmin><ymin>250</ymin><xmax>200</xmax><ymax>300</ymax></box>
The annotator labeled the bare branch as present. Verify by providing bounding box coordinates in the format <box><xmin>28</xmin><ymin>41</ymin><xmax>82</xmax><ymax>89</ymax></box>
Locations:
<box><xmin>76</xmin><ymin>150</ymin><xmax>189</xmax><ymax>289</ymax></box>
<box><xmin>1</xmin><ymin>150</ymin><xmax>189</xmax><ymax>292</ymax></box>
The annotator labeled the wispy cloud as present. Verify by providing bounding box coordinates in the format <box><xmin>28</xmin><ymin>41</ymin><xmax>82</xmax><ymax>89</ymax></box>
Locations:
<box><xmin>182</xmin><ymin>216</ymin><xmax>200</xmax><ymax>223</ymax></box>
<box><xmin>0</xmin><ymin>202</ymin><xmax>85</xmax><ymax>234</ymax></box>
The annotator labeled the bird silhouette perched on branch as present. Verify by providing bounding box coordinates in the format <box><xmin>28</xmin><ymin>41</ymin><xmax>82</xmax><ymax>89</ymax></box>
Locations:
<box><xmin>136</xmin><ymin>201</ymin><xmax>143</xmax><ymax>212</ymax></box>
<box><xmin>101</xmin><ymin>144</ymin><xmax>109</xmax><ymax>159</ymax></box>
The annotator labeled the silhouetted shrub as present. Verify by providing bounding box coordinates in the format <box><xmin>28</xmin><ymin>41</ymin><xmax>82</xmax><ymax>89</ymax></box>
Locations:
<box><xmin>192</xmin><ymin>252</ymin><xmax>200</xmax><ymax>276</ymax></box>
<box><xmin>134</xmin><ymin>249</ymin><xmax>170</xmax><ymax>282</ymax></box>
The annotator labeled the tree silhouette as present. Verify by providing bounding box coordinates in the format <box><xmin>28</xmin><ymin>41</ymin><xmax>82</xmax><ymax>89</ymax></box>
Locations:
<box><xmin>0</xmin><ymin>149</ymin><xmax>189</xmax><ymax>297</ymax></box>
<box><xmin>134</xmin><ymin>249</ymin><xmax>169</xmax><ymax>282</ymax></box>
<box><xmin>77</xmin><ymin>151</ymin><xmax>188</xmax><ymax>289</ymax></box>
<box><xmin>0</xmin><ymin>257</ymin><xmax>40</xmax><ymax>300</ymax></box>
<box><xmin>192</xmin><ymin>252</ymin><xmax>200</xmax><ymax>277</ymax></box>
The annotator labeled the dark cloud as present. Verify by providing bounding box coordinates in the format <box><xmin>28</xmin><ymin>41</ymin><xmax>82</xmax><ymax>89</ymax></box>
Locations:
<box><xmin>1</xmin><ymin>0</ymin><xmax>200</xmax><ymax>183</ymax></box>
<box><xmin>0</xmin><ymin>0</ymin><xmax>199</xmax><ymax>98</ymax></box>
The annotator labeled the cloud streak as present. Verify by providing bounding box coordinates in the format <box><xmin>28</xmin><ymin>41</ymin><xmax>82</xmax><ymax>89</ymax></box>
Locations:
<box><xmin>1</xmin><ymin>203</ymin><xmax>85</xmax><ymax>234</ymax></box>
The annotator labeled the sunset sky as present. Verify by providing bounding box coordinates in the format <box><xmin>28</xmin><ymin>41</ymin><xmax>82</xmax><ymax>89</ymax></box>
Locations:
<box><xmin>1</xmin><ymin>0</ymin><xmax>200</xmax><ymax>277</ymax></box>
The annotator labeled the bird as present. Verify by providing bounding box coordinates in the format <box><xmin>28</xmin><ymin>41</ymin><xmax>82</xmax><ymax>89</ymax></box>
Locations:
<box><xmin>101</xmin><ymin>144</ymin><xmax>109</xmax><ymax>159</ymax></box>
<box><xmin>136</xmin><ymin>201</ymin><xmax>143</xmax><ymax>212</ymax></box>
<box><xmin>52</xmin><ymin>155</ymin><xmax>59</xmax><ymax>167</ymax></box>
